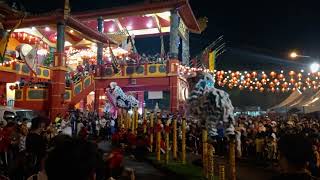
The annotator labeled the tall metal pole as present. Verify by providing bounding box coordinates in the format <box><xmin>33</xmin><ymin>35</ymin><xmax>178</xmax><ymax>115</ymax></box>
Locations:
<box><xmin>169</xmin><ymin>9</ymin><xmax>180</xmax><ymax>59</ymax></box>
<box><xmin>97</xmin><ymin>16</ymin><xmax>104</xmax><ymax>65</ymax></box>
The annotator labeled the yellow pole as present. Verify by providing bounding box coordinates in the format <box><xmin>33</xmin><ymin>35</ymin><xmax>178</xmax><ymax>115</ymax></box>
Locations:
<box><xmin>181</xmin><ymin>118</ymin><xmax>186</xmax><ymax>164</ymax></box>
<box><xmin>202</xmin><ymin>129</ymin><xmax>208</xmax><ymax>177</ymax></box>
<box><xmin>129</xmin><ymin>112</ymin><xmax>133</xmax><ymax>131</ymax></box>
<box><xmin>229</xmin><ymin>138</ymin><xmax>236</xmax><ymax>180</ymax></box>
<box><xmin>150</xmin><ymin>113</ymin><xmax>154</xmax><ymax>152</ymax></box>
<box><xmin>208</xmin><ymin>144</ymin><xmax>214</xmax><ymax>180</ymax></box>
<box><xmin>126</xmin><ymin>111</ymin><xmax>130</xmax><ymax>130</ymax></box>
<box><xmin>132</xmin><ymin>109</ymin><xmax>135</xmax><ymax>132</ymax></box>
<box><xmin>156</xmin><ymin>119</ymin><xmax>161</xmax><ymax>162</ymax></box>
<box><xmin>165</xmin><ymin>124</ymin><xmax>170</xmax><ymax>164</ymax></box>
<box><xmin>143</xmin><ymin>110</ymin><xmax>147</xmax><ymax>134</ymax></box>
<box><xmin>219</xmin><ymin>165</ymin><xmax>225</xmax><ymax>180</ymax></box>
<box><xmin>173</xmin><ymin>119</ymin><xmax>177</xmax><ymax>160</ymax></box>
<box><xmin>119</xmin><ymin>109</ymin><xmax>123</xmax><ymax>129</ymax></box>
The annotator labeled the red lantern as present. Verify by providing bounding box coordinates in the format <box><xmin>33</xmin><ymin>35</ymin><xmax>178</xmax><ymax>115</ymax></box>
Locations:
<box><xmin>246</xmin><ymin>73</ymin><xmax>251</xmax><ymax>78</ymax></box>
<box><xmin>290</xmin><ymin>78</ymin><xmax>295</xmax><ymax>83</ymax></box>
<box><xmin>270</xmin><ymin>71</ymin><xmax>276</xmax><ymax>78</ymax></box>
<box><xmin>278</xmin><ymin>74</ymin><xmax>284</xmax><ymax>79</ymax></box>
<box><xmin>261</xmin><ymin>79</ymin><xmax>267</xmax><ymax>84</ymax></box>
<box><xmin>271</xmin><ymin>87</ymin><xmax>275</xmax><ymax>92</ymax></box>
<box><xmin>256</xmin><ymin>82</ymin><xmax>262</xmax><ymax>88</ymax></box>
<box><xmin>239</xmin><ymin>85</ymin><xmax>244</xmax><ymax>90</ymax></box>
<box><xmin>306</xmin><ymin>77</ymin><xmax>311</xmax><ymax>83</ymax></box>
<box><xmin>269</xmin><ymin>82</ymin><xmax>275</xmax><ymax>87</ymax></box>
<box><xmin>223</xmin><ymin>79</ymin><xmax>227</xmax><ymax>84</ymax></box>
<box><xmin>249</xmin><ymin>86</ymin><xmax>254</xmax><ymax>91</ymax></box>
<box><xmin>251</xmin><ymin>71</ymin><xmax>257</xmax><ymax>78</ymax></box>
<box><xmin>289</xmin><ymin>71</ymin><xmax>295</xmax><ymax>76</ymax></box>
<box><xmin>262</xmin><ymin>74</ymin><xmax>267</xmax><ymax>79</ymax></box>
<box><xmin>259</xmin><ymin>87</ymin><xmax>264</xmax><ymax>92</ymax></box>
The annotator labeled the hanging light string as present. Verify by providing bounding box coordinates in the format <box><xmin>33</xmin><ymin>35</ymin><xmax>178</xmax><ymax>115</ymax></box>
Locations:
<box><xmin>177</xmin><ymin>64</ymin><xmax>320</xmax><ymax>92</ymax></box>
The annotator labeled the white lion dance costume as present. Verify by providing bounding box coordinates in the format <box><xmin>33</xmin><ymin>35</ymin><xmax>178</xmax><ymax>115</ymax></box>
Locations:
<box><xmin>107</xmin><ymin>82</ymin><xmax>139</xmax><ymax>110</ymax></box>
<box><xmin>188</xmin><ymin>72</ymin><xmax>235</xmax><ymax>138</ymax></box>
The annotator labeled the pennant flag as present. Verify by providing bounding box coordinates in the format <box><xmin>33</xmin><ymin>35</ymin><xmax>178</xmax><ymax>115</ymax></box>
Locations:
<box><xmin>208</xmin><ymin>50</ymin><xmax>216</xmax><ymax>72</ymax></box>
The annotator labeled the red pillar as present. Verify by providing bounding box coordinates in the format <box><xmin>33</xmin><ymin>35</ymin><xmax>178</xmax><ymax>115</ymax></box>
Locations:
<box><xmin>94</xmin><ymin>79</ymin><xmax>105</xmax><ymax>117</ymax></box>
<box><xmin>168</xmin><ymin>59</ymin><xmax>179</xmax><ymax>113</ymax></box>
<box><xmin>49</xmin><ymin>22</ymin><xmax>67</xmax><ymax>121</ymax></box>
<box><xmin>49</xmin><ymin>54</ymin><xmax>67</xmax><ymax>121</ymax></box>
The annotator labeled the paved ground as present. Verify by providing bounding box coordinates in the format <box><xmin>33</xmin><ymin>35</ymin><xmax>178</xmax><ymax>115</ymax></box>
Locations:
<box><xmin>98</xmin><ymin>141</ymin><xmax>170</xmax><ymax>179</ymax></box>
<box><xmin>97</xmin><ymin>141</ymin><xmax>275</xmax><ymax>180</ymax></box>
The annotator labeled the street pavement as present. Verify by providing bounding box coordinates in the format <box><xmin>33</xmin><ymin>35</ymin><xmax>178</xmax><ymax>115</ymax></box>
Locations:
<box><xmin>97</xmin><ymin>141</ymin><xmax>275</xmax><ymax>180</ymax></box>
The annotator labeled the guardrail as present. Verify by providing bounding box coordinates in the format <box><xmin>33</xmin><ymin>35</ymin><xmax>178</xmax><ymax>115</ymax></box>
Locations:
<box><xmin>0</xmin><ymin>61</ymin><xmax>51</xmax><ymax>80</ymax></box>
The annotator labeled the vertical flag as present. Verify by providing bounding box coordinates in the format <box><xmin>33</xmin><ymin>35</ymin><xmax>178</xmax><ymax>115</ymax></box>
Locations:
<box><xmin>209</xmin><ymin>50</ymin><xmax>216</xmax><ymax>72</ymax></box>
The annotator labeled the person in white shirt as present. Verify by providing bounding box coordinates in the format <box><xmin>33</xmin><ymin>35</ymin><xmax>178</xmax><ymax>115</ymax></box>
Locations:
<box><xmin>110</xmin><ymin>119</ymin><xmax>116</xmax><ymax>135</ymax></box>
<box><xmin>61</xmin><ymin>118</ymin><xmax>72</xmax><ymax>136</ymax></box>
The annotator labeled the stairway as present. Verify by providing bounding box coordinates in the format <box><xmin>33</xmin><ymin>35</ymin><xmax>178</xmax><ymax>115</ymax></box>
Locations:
<box><xmin>67</xmin><ymin>74</ymin><xmax>95</xmax><ymax>106</ymax></box>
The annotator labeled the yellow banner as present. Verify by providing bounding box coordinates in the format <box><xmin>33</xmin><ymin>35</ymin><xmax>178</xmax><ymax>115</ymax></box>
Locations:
<box><xmin>209</xmin><ymin>51</ymin><xmax>215</xmax><ymax>71</ymax></box>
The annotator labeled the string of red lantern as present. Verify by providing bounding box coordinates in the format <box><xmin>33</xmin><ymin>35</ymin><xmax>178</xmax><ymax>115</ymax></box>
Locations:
<box><xmin>10</xmin><ymin>32</ymin><xmax>49</xmax><ymax>49</ymax></box>
<box><xmin>214</xmin><ymin>69</ymin><xmax>320</xmax><ymax>92</ymax></box>
<box><xmin>177</xmin><ymin>64</ymin><xmax>320</xmax><ymax>93</ymax></box>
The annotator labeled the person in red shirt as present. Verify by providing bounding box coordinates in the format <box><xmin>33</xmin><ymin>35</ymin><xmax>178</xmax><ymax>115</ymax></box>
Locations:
<box><xmin>105</xmin><ymin>144</ymin><xmax>124</xmax><ymax>179</ymax></box>
<box><xmin>0</xmin><ymin>122</ymin><xmax>15</xmax><ymax>169</ymax></box>
<box><xmin>127</xmin><ymin>130</ymin><xmax>136</xmax><ymax>148</ymax></box>
<box><xmin>79</xmin><ymin>126</ymin><xmax>88</xmax><ymax>140</ymax></box>
<box><xmin>111</xmin><ymin>131</ymin><xmax>120</xmax><ymax>145</ymax></box>
<box><xmin>76</xmin><ymin>63</ymin><xmax>84</xmax><ymax>76</ymax></box>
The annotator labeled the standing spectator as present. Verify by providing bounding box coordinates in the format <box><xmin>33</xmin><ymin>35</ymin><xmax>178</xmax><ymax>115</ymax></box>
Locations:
<box><xmin>0</xmin><ymin>121</ymin><xmax>12</xmax><ymax>171</ymax></box>
<box><xmin>61</xmin><ymin>118</ymin><xmax>72</xmax><ymax>136</ymax></box>
<box><xmin>45</xmin><ymin>135</ymin><xmax>100</xmax><ymax>180</ymax></box>
<box><xmin>18</xmin><ymin>123</ymin><xmax>28</xmax><ymax>152</ymax></box>
<box><xmin>110</xmin><ymin>118</ymin><xmax>116</xmax><ymax>136</ymax></box>
<box><xmin>271</xmin><ymin>134</ymin><xmax>315</xmax><ymax>180</ymax></box>
<box><xmin>25</xmin><ymin>117</ymin><xmax>47</xmax><ymax>177</ymax></box>
<box><xmin>76</xmin><ymin>62</ymin><xmax>84</xmax><ymax>76</ymax></box>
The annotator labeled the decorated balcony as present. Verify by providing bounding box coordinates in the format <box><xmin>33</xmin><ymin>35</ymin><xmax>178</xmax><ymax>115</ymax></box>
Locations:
<box><xmin>14</xmin><ymin>74</ymin><xmax>94</xmax><ymax>111</ymax></box>
<box><xmin>98</xmin><ymin>62</ymin><xmax>180</xmax><ymax>79</ymax></box>
<box><xmin>0</xmin><ymin>61</ymin><xmax>51</xmax><ymax>82</ymax></box>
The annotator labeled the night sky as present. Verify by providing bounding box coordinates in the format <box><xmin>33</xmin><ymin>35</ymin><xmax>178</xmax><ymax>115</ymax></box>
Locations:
<box><xmin>135</xmin><ymin>1</ymin><xmax>320</xmax><ymax>109</ymax></box>
<box><xmin>15</xmin><ymin>0</ymin><xmax>320</xmax><ymax>109</ymax></box>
